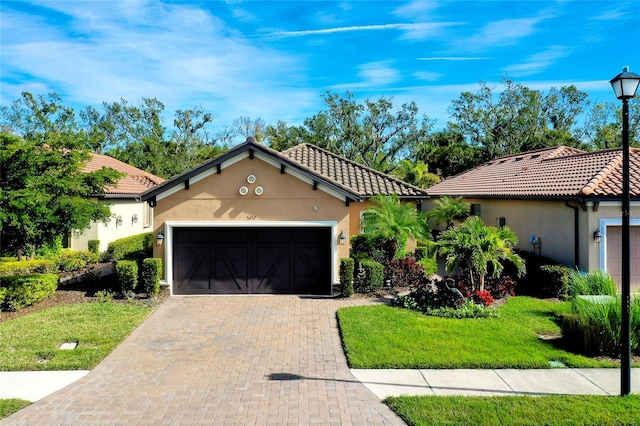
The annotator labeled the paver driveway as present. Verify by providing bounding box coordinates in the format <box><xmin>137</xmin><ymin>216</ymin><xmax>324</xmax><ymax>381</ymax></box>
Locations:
<box><xmin>3</xmin><ymin>296</ymin><xmax>405</xmax><ymax>425</ymax></box>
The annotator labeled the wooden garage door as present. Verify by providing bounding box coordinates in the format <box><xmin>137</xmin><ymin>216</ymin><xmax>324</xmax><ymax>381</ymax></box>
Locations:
<box><xmin>605</xmin><ymin>226</ymin><xmax>640</xmax><ymax>292</ymax></box>
<box><xmin>173</xmin><ymin>227</ymin><xmax>331</xmax><ymax>295</ymax></box>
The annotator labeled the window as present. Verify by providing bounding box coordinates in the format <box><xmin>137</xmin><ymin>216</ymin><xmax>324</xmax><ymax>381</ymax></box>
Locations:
<box><xmin>470</xmin><ymin>204</ymin><xmax>481</xmax><ymax>217</ymax></box>
<box><xmin>143</xmin><ymin>203</ymin><xmax>152</xmax><ymax>228</ymax></box>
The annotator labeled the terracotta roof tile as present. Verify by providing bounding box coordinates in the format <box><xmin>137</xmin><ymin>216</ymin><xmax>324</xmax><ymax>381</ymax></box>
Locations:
<box><xmin>83</xmin><ymin>153</ymin><xmax>164</xmax><ymax>196</ymax></box>
<box><xmin>281</xmin><ymin>143</ymin><xmax>427</xmax><ymax>197</ymax></box>
<box><xmin>427</xmin><ymin>146</ymin><xmax>640</xmax><ymax>199</ymax></box>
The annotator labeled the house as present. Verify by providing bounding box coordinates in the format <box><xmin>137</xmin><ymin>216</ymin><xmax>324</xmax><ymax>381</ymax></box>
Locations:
<box><xmin>424</xmin><ymin>146</ymin><xmax>640</xmax><ymax>291</ymax></box>
<box><xmin>69</xmin><ymin>153</ymin><xmax>164</xmax><ymax>253</ymax></box>
<box><xmin>141</xmin><ymin>137</ymin><xmax>428</xmax><ymax>295</ymax></box>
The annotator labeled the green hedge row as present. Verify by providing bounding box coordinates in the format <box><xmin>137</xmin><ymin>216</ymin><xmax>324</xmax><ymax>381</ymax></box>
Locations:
<box><xmin>0</xmin><ymin>260</ymin><xmax>56</xmax><ymax>277</ymax></box>
<box><xmin>340</xmin><ymin>258</ymin><xmax>355</xmax><ymax>297</ymax></box>
<box><xmin>106</xmin><ymin>232</ymin><xmax>153</xmax><ymax>262</ymax></box>
<box><xmin>141</xmin><ymin>258</ymin><xmax>162</xmax><ymax>297</ymax></box>
<box><xmin>0</xmin><ymin>274</ymin><xmax>59</xmax><ymax>311</ymax></box>
<box><xmin>357</xmin><ymin>258</ymin><xmax>384</xmax><ymax>291</ymax></box>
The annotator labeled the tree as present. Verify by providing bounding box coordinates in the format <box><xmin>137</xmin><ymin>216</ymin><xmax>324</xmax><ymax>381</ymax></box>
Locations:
<box><xmin>435</xmin><ymin>216</ymin><xmax>525</xmax><ymax>291</ymax></box>
<box><xmin>449</xmin><ymin>79</ymin><xmax>587</xmax><ymax>159</ymax></box>
<box><xmin>361</xmin><ymin>194</ymin><xmax>430</xmax><ymax>251</ymax></box>
<box><xmin>0</xmin><ymin>133</ymin><xmax>123</xmax><ymax>258</ymax></box>
<box><xmin>265</xmin><ymin>91</ymin><xmax>434</xmax><ymax>173</ymax></box>
<box><xmin>416</xmin><ymin>128</ymin><xmax>486</xmax><ymax>178</ymax></box>
<box><xmin>427</xmin><ymin>196</ymin><xmax>470</xmax><ymax>229</ymax></box>
<box><xmin>391</xmin><ymin>160</ymin><xmax>440</xmax><ymax>189</ymax></box>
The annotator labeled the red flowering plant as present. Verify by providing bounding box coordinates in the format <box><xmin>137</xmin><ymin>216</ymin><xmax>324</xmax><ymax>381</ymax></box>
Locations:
<box><xmin>473</xmin><ymin>290</ymin><xmax>494</xmax><ymax>307</ymax></box>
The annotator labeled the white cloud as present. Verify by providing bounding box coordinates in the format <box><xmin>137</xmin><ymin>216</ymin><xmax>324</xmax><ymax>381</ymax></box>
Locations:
<box><xmin>413</xmin><ymin>71</ymin><xmax>442</xmax><ymax>82</ymax></box>
<box><xmin>331</xmin><ymin>61</ymin><xmax>400</xmax><ymax>90</ymax></box>
<box><xmin>461</xmin><ymin>16</ymin><xmax>545</xmax><ymax>51</ymax></box>
<box><xmin>503</xmin><ymin>46</ymin><xmax>569</xmax><ymax>77</ymax></box>
<box><xmin>418</xmin><ymin>57</ymin><xmax>491</xmax><ymax>61</ymax></box>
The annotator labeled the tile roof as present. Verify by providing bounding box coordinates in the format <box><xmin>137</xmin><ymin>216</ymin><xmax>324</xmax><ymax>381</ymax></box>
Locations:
<box><xmin>141</xmin><ymin>139</ymin><xmax>428</xmax><ymax>202</ymax></box>
<box><xmin>83</xmin><ymin>153</ymin><xmax>164</xmax><ymax>196</ymax></box>
<box><xmin>281</xmin><ymin>143</ymin><xmax>428</xmax><ymax>198</ymax></box>
<box><xmin>426</xmin><ymin>146</ymin><xmax>640</xmax><ymax>199</ymax></box>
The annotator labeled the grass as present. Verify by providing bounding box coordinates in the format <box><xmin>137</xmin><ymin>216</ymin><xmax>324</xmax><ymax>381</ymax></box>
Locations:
<box><xmin>385</xmin><ymin>395</ymin><xmax>640</xmax><ymax>426</ymax></box>
<box><xmin>0</xmin><ymin>302</ymin><xmax>152</xmax><ymax>371</ymax></box>
<box><xmin>337</xmin><ymin>296</ymin><xmax>620</xmax><ymax>368</ymax></box>
<box><xmin>0</xmin><ymin>399</ymin><xmax>31</xmax><ymax>419</ymax></box>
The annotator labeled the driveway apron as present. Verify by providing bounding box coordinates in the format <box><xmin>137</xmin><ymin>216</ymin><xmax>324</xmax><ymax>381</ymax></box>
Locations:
<box><xmin>3</xmin><ymin>296</ymin><xmax>405</xmax><ymax>425</ymax></box>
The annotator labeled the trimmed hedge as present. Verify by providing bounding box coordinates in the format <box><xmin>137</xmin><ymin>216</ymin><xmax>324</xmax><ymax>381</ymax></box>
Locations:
<box><xmin>115</xmin><ymin>260</ymin><xmax>138</xmax><ymax>296</ymax></box>
<box><xmin>0</xmin><ymin>274</ymin><xmax>59</xmax><ymax>311</ymax></box>
<box><xmin>351</xmin><ymin>234</ymin><xmax>398</xmax><ymax>263</ymax></box>
<box><xmin>356</xmin><ymin>258</ymin><xmax>384</xmax><ymax>291</ymax></box>
<box><xmin>540</xmin><ymin>264</ymin><xmax>572</xmax><ymax>299</ymax></box>
<box><xmin>141</xmin><ymin>258</ymin><xmax>162</xmax><ymax>297</ymax></box>
<box><xmin>54</xmin><ymin>249</ymin><xmax>98</xmax><ymax>272</ymax></box>
<box><xmin>340</xmin><ymin>258</ymin><xmax>355</xmax><ymax>297</ymax></box>
<box><xmin>0</xmin><ymin>260</ymin><xmax>56</xmax><ymax>277</ymax></box>
<box><xmin>106</xmin><ymin>233</ymin><xmax>153</xmax><ymax>262</ymax></box>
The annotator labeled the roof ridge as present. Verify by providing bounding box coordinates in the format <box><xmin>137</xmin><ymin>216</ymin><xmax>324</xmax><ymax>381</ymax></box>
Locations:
<box><xmin>581</xmin><ymin>151</ymin><xmax>623</xmax><ymax>196</ymax></box>
<box><xmin>285</xmin><ymin>143</ymin><xmax>428</xmax><ymax>193</ymax></box>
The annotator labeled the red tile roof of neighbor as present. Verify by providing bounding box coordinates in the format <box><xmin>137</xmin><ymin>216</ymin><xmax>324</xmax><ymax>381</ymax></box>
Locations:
<box><xmin>83</xmin><ymin>153</ymin><xmax>164</xmax><ymax>196</ymax></box>
<box><xmin>426</xmin><ymin>146</ymin><xmax>640</xmax><ymax>199</ymax></box>
<box><xmin>282</xmin><ymin>143</ymin><xmax>427</xmax><ymax>197</ymax></box>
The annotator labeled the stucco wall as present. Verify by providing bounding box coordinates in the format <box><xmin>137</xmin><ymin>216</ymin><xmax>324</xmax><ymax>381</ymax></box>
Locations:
<box><xmin>71</xmin><ymin>199</ymin><xmax>153</xmax><ymax>253</ymax></box>
<box><xmin>152</xmin><ymin>157</ymin><xmax>352</xmax><ymax>282</ymax></box>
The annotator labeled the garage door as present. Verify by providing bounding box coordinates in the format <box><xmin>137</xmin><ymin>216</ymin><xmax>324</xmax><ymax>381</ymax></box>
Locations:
<box><xmin>605</xmin><ymin>226</ymin><xmax>640</xmax><ymax>292</ymax></box>
<box><xmin>173</xmin><ymin>227</ymin><xmax>332</xmax><ymax>295</ymax></box>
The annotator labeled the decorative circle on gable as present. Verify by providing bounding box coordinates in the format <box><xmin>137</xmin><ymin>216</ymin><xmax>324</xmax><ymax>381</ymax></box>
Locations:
<box><xmin>239</xmin><ymin>186</ymin><xmax>249</xmax><ymax>196</ymax></box>
<box><xmin>247</xmin><ymin>174</ymin><xmax>257</xmax><ymax>184</ymax></box>
<box><xmin>254</xmin><ymin>186</ymin><xmax>264</xmax><ymax>196</ymax></box>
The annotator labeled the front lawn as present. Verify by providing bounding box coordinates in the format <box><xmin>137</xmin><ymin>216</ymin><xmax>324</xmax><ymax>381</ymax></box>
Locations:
<box><xmin>0</xmin><ymin>302</ymin><xmax>152</xmax><ymax>371</ymax></box>
<box><xmin>337</xmin><ymin>296</ymin><xmax>619</xmax><ymax>368</ymax></box>
<box><xmin>386</xmin><ymin>394</ymin><xmax>640</xmax><ymax>426</ymax></box>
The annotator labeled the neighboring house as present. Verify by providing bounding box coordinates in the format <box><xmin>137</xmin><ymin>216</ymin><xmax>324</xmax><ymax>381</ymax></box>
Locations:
<box><xmin>69</xmin><ymin>153</ymin><xmax>164</xmax><ymax>253</ymax></box>
<box><xmin>425</xmin><ymin>146</ymin><xmax>640</xmax><ymax>291</ymax></box>
<box><xmin>141</xmin><ymin>137</ymin><xmax>428</xmax><ymax>296</ymax></box>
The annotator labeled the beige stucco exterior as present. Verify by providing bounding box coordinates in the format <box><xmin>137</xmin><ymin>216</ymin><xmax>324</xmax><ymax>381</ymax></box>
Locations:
<box><xmin>152</xmin><ymin>156</ymin><xmax>369</xmax><ymax>288</ymax></box>
<box><xmin>70</xmin><ymin>199</ymin><xmax>154</xmax><ymax>254</ymax></box>
<box><xmin>423</xmin><ymin>197</ymin><xmax>640</xmax><ymax>288</ymax></box>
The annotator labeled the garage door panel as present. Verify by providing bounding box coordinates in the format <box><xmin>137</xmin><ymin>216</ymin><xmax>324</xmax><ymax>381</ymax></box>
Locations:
<box><xmin>606</xmin><ymin>226</ymin><xmax>640</xmax><ymax>292</ymax></box>
<box><xmin>254</xmin><ymin>246</ymin><xmax>290</xmax><ymax>293</ymax></box>
<box><xmin>173</xmin><ymin>227</ymin><xmax>331</xmax><ymax>295</ymax></box>
<box><xmin>174</xmin><ymin>247</ymin><xmax>210</xmax><ymax>294</ymax></box>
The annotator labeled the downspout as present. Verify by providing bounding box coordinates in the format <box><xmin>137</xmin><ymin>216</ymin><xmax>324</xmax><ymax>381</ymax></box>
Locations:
<box><xmin>564</xmin><ymin>201</ymin><xmax>580</xmax><ymax>269</ymax></box>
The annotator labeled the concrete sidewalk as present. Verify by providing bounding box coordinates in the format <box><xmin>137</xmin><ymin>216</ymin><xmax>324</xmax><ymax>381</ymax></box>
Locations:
<box><xmin>351</xmin><ymin>368</ymin><xmax>640</xmax><ymax>399</ymax></box>
<box><xmin>3</xmin><ymin>368</ymin><xmax>638</xmax><ymax>403</ymax></box>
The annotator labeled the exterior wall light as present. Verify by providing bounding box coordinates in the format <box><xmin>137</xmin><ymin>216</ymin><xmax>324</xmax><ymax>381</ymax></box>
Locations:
<box><xmin>593</xmin><ymin>228</ymin><xmax>602</xmax><ymax>243</ymax></box>
<box><xmin>116</xmin><ymin>215</ymin><xmax>123</xmax><ymax>227</ymax></box>
<box><xmin>132</xmin><ymin>213</ymin><xmax>138</xmax><ymax>224</ymax></box>
<box><xmin>156</xmin><ymin>230</ymin><xmax>165</xmax><ymax>246</ymax></box>
<box><xmin>610</xmin><ymin>66</ymin><xmax>640</xmax><ymax>396</ymax></box>
<box><xmin>339</xmin><ymin>230</ymin><xmax>346</xmax><ymax>245</ymax></box>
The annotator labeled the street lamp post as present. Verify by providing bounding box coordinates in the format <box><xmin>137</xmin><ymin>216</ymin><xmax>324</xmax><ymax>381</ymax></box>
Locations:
<box><xmin>610</xmin><ymin>66</ymin><xmax>640</xmax><ymax>396</ymax></box>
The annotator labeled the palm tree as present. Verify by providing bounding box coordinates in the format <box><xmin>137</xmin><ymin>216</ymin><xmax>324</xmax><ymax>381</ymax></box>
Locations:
<box><xmin>391</xmin><ymin>160</ymin><xmax>441</xmax><ymax>189</ymax></box>
<box><xmin>436</xmin><ymin>216</ymin><xmax>525</xmax><ymax>291</ymax></box>
<box><xmin>427</xmin><ymin>196</ymin><xmax>470</xmax><ymax>229</ymax></box>
<box><xmin>361</xmin><ymin>193</ymin><xmax>430</xmax><ymax>251</ymax></box>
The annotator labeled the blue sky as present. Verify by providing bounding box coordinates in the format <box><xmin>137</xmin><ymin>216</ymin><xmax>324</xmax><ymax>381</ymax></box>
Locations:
<box><xmin>1</xmin><ymin>0</ymin><xmax>638</xmax><ymax>137</ymax></box>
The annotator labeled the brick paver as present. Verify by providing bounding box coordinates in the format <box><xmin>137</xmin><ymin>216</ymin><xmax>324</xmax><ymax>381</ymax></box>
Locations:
<box><xmin>3</xmin><ymin>296</ymin><xmax>405</xmax><ymax>425</ymax></box>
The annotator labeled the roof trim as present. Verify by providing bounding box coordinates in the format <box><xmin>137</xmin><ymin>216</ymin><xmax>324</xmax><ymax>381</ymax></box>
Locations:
<box><xmin>141</xmin><ymin>139</ymin><xmax>364</xmax><ymax>202</ymax></box>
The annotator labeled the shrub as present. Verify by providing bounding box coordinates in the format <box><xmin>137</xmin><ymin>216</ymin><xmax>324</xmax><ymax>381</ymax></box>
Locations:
<box><xmin>385</xmin><ymin>256</ymin><xmax>425</xmax><ymax>288</ymax></box>
<box><xmin>106</xmin><ymin>233</ymin><xmax>153</xmax><ymax>262</ymax></box>
<box><xmin>414</xmin><ymin>246</ymin><xmax>428</xmax><ymax>261</ymax></box>
<box><xmin>350</xmin><ymin>234</ymin><xmax>398</xmax><ymax>263</ymax></box>
<box><xmin>473</xmin><ymin>290</ymin><xmax>494</xmax><ymax>307</ymax></box>
<box><xmin>482</xmin><ymin>275</ymin><xmax>517</xmax><ymax>300</ymax></box>
<box><xmin>54</xmin><ymin>249</ymin><xmax>98</xmax><ymax>272</ymax></box>
<box><xmin>423</xmin><ymin>299</ymin><xmax>498</xmax><ymax>319</ymax></box>
<box><xmin>507</xmin><ymin>250</ymin><xmax>566</xmax><ymax>297</ymax></box>
<box><xmin>141</xmin><ymin>258</ymin><xmax>162</xmax><ymax>297</ymax></box>
<box><xmin>540</xmin><ymin>264</ymin><xmax>572</xmax><ymax>299</ymax></box>
<box><xmin>354</xmin><ymin>258</ymin><xmax>384</xmax><ymax>292</ymax></box>
<box><xmin>88</xmin><ymin>240</ymin><xmax>100</xmax><ymax>258</ymax></box>
<box><xmin>115</xmin><ymin>260</ymin><xmax>138</xmax><ymax>296</ymax></box>
<box><xmin>0</xmin><ymin>274</ymin><xmax>58</xmax><ymax>311</ymax></box>
<box><xmin>417</xmin><ymin>255</ymin><xmax>438</xmax><ymax>276</ymax></box>
<box><xmin>0</xmin><ymin>259</ymin><xmax>56</xmax><ymax>277</ymax></box>
<box><xmin>94</xmin><ymin>289</ymin><xmax>115</xmax><ymax>302</ymax></box>
<box><xmin>340</xmin><ymin>258</ymin><xmax>355</xmax><ymax>298</ymax></box>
